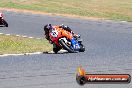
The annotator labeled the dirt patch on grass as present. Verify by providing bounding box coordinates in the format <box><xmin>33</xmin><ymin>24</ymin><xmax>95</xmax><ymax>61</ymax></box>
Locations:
<box><xmin>0</xmin><ymin>7</ymin><xmax>106</xmax><ymax>21</ymax></box>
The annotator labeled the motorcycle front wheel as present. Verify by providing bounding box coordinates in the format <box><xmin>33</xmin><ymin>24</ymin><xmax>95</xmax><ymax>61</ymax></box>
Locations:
<box><xmin>2</xmin><ymin>19</ymin><xmax>8</xmax><ymax>27</ymax></box>
<box><xmin>59</xmin><ymin>39</ymin><xmax>75</xmax><ymax>53</ymax></box>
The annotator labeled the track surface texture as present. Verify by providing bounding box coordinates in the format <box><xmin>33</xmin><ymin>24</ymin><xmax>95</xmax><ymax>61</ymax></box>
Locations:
<box><xmin>0</xmin><ymin>11</ymin><xmax>132</xmax><ymax>88</ymax></box>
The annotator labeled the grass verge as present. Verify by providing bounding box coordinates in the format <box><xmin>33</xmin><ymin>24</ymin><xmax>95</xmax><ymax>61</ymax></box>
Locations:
<box><xmin>0</xmin><ymin>0</ymin><xmax>132</xmax><ymax>22</ymax></box>
<box><xmin>0</xmin><ymin>34</ymin><xmax>52</xmax><ymax>54</ymax></box>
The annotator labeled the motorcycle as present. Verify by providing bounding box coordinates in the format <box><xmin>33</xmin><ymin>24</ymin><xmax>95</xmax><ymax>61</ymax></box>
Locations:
<box><xmin>49</xmin><ymin>27</ymin><xmax>85</xmax><ymax>53</ymax></box>
<box><xmin>0</xmin><ymin>13</ymin><xmax>8</xmax><ymax>27</ymax></box>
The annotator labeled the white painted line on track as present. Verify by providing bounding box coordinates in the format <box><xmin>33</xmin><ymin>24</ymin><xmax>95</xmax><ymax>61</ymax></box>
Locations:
<box><xmin>121</xmin><ymin>21</ymin><xmax>127</xmax><ymax>23</ymax></box>
<box><xmin>22</xmin><ymin>35</ymin><xmax>27</xmax><ymax>38</ymax></box>
<box><xmin>29</xmin><ymin>37</ymin><xmax>34</xmax><ymax>38</ymax></box>
<box><xmin>0</xmin><ymin>33</ymin><xmax>42</xmax><ymax>39</ymax></box>
<box><xmin>16</xmin><ymin>35</ymin><xmax>20</xmax><ymax>37</ymax></box>
<box><xmin>0</xmin><ymin>33</ymin><xmax>3</xmax><ymax>35</ymax></box>
<box><xmin>5</xmin><ymin>34</ymin><xmax>11</xmax><ymax>36</ymax></box>
<box><xmin>0</xmin><ymin>50</ymin><xmax>68</xmax><ymax>57</ymax></box>
<box><xmin>0</xmin><ymin>52</ymin><xmax>43</xmax><ymax>57</ymax></box>
<box><xmin>24</xmin><ymin>52</ymin><xmax>43</xmax><ymax>55</ymax></box>
<box><xmin>0</xmin><ymin>54</ymin><xmax>24</xmax><ymax>57</ymax></box>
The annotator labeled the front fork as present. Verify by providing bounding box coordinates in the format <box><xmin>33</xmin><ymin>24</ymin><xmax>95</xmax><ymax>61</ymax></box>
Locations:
<box><xmin>71</xmin><ymin>38</ymin><xmax>80</xmax><ymax>51</ymax></box>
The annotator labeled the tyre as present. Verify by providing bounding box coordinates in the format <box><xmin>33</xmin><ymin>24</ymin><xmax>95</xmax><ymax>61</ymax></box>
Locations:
<box><xmin>79</xmin><ymin>44</ymin><xmax>85</xmax><ymax>52</ymax></box>
<box><xmin>59</xmin><ymin>39</ymin><xmax>75</xmax><ymax>53</ymax></box>
<box><xmin>3</xmin><ymin>20</ymin><xmax>8</xmax><ymax>27</ymax></box>
<box><xmin>53</xmin><ymin>43</ymin><xmax>61</xmax><ymax>54</ymax></box>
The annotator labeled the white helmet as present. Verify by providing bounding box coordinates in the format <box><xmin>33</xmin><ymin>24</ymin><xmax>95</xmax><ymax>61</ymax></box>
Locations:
<box><xmin>0</xmin><ymin>13</ymin><xmax>3</xmax><ymax>18</ymax></box>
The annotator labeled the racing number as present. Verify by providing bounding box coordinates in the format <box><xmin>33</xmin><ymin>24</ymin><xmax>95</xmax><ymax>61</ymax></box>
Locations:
<box><xmin>50</xmin><ymin>30</ymin><xmax>58</xmax><ymax>38</ymax></box>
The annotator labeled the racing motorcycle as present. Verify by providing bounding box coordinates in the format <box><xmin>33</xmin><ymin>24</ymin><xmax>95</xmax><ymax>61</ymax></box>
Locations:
<box><xmin>0</xmin><ymin>13</ymin><xmax>8</xmax><ymax>27</ymax></box>
<box><xmin>49</xmin><ymin>27</ymin><xmax>85</xmax><ymax>53</ymax></box>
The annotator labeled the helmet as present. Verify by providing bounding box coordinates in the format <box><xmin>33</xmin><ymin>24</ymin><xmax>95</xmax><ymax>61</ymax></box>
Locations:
<box><xmin>44</xmin><ymin>24</ymin><xmax>53</xmax><ymax>32</ymax></box>
<box><xmin>0</xmin><ymin>13</ymin><xmax>3</xmax><ymax>18</ymax></box>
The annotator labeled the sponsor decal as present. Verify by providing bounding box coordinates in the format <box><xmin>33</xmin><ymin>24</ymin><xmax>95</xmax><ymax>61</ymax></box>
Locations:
<box><xmin>76</xmin><ymin>67</ymin><xmax>131</xmax><ymax>85</ymax></box>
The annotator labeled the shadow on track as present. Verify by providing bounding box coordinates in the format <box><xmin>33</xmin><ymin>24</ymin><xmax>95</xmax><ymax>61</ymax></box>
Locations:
<box><xmin>42</xmin><ymin>50</ymin><xmax>70</xmax><ymax>54</ymax></box>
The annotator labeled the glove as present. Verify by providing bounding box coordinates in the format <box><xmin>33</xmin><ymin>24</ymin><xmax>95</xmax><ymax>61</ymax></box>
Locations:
<box><xmin>73</xmin><ymin>34</ymin><xmax>81</xmax><ymax>39</ymax></box>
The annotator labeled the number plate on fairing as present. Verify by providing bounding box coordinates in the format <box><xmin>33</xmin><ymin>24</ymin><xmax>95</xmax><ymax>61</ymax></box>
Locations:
<box><xmin>50</xmin><ymin>30</ymin><xmax>58</xmax><ymax>38</ymax></box>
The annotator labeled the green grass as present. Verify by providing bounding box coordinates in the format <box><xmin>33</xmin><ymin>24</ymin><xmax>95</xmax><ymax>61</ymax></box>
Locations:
<box><xmin>0</xmin><ymin>0</ymin><xmax>132</xmax><ymax>21</ymax></box>
<box><xmin>0</xmin><ymin>34</ymin><xmax>52</xmax><ymax>54</ymax></box>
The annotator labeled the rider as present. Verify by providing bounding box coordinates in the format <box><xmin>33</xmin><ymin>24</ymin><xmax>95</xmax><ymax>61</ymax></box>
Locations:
<box><xmin>44</xmin><ymin>24</ymin><xmax>80</xmax><ymax>53</ymax></box>
<box><xmin>0</xmin><ymin>12</ymin><xmax>8</xmax><ymax>27</ymax></box>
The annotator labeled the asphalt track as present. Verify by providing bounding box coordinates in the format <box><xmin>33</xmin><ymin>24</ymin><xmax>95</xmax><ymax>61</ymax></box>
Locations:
<box><xmin>0</xmin><ymin>11</ymin><xmax>132</xmax><ymax>88</ymax></box>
